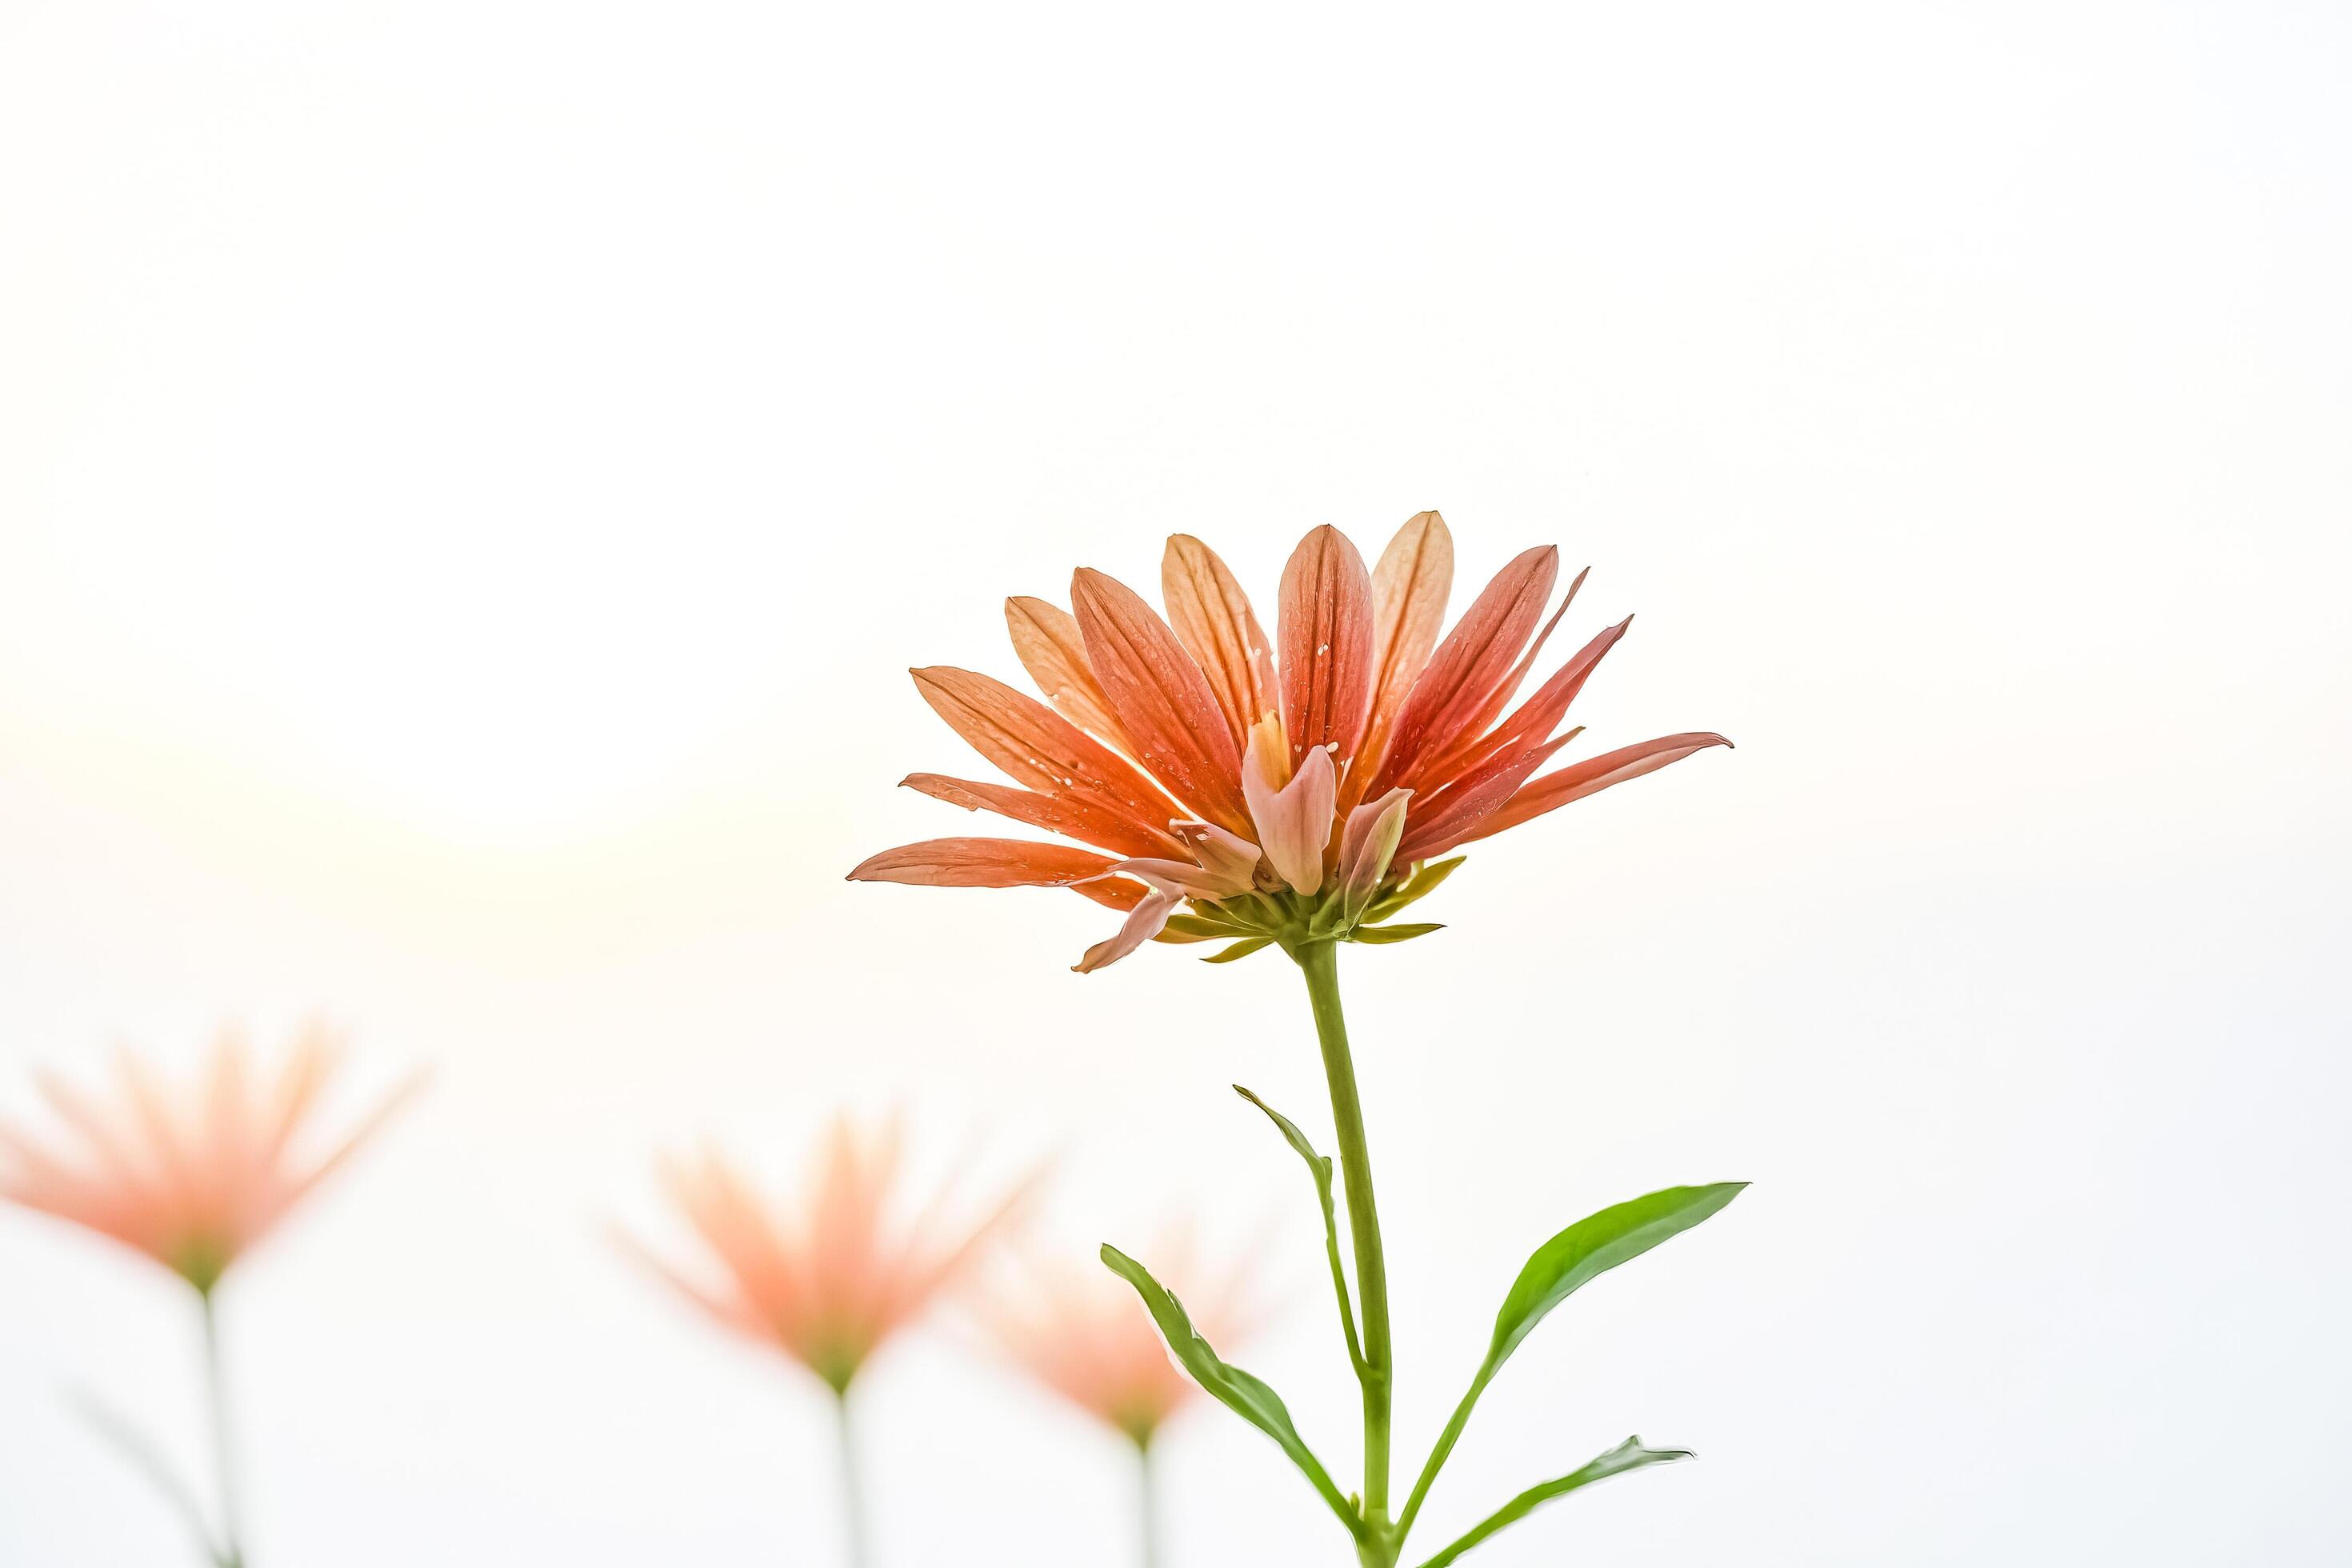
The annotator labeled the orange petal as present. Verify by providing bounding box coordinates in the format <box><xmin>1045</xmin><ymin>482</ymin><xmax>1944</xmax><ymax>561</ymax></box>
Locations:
<box><xmin>849</xmin><ymin>837</ymin><xmax>1128</xmax><ymax>890</ymax></box>
<box><xmin>1348</xmin><ymin>511</ymin><xmax>1454</xmax><ymax>808</ymax></box>
<box><xmin>1277</xmin><ymin>526</ymin><xmax>1376</xmax><ymax>772</ymax></box>
<box><xmin>1004</xmin><ymin>597</ymin><xmax>1132</xmax><ymax>750</ymax></box>
<box><xmin>1161</xmin><ymin>536</ymin><xmax>1276</xmax><ymax>751</ymax></box>
<box><xmin>901</xmin><ymin>774</ymin><xmax>1183</xmax><ymax>860</ymax></box>
<box><xmin>1074</xmin><ymin>887</ymin><xmax>1180</xmax><ymax>973</ymax></box>
<box><xmin>1070</xmin><ymin>569</ymin><xmax>1253</xmax><ymax>836</ymax></box>
<box><xmin>1416</xmin><ymin>616</ymin><xmax>1627</xmax><ymax>794</ymax></box>
<box><xmin>1396</xmin><ymin>730</ymin><xmax>1580</xmax><ymax>862</ymax></box>
<box><xmin>1375</xmin><ymin>545</ymin><xmax>1558</xmax><ymax>793</ymax></box>
<box><xmin>911</xmin><ymin>667</ymin><xmax>1183</xmax><ymax>839</ymax></box>
<box><xmin>1454</xmin><ymin>732</ymin><xmax>1733</xmax><ymax>846</ymax></box>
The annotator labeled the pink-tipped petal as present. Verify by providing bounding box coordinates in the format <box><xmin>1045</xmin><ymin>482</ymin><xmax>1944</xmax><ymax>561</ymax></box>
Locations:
<box><xmin>1457</xmin><ymin>732</ymin><xmax>1733</xmax><ymax>846</ymax></box>
<box><xmin>1162</xmin><ymin>536</ymin><xmax>1277</xmax><ymax>752</ymax></box>
<box><xmin>1071</xmin><ymin>569</ymin><xmax>1254</xmax><ymax>836</ymax></box>
<box><xmin>848</xmin><ymin>838</ymin><xmax>1125</xmax><ymax>890</ymax></box>
<box><xmin>1169</xmin><ymin>821</ymin><xmax>1263</xmax><ymax>892</ymax></box>
<box><xmin>1242</xmin><ymin>725</ymin><xmax>1337</xmax><ymax>894</ymax></box>
<box><xmin>1339</xmin><ymin>786</ymin><xmax>1414</xmax><ymax>908</ymax></box>
<box><xmin>1277</xmin><ymin>526</ymin><xmax>1376</xmax><ymax>770</ymax></box>
<box><xmin>1074</xmin><ymin>887</ymin><xmax>1181</xmax><ymax>973</ymax></box>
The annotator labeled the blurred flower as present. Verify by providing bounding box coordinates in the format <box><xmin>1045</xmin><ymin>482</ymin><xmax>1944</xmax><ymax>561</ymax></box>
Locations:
<box><xmin>0</xmin><ymin>1022</ymin><xmax>422</xmax><ymax>1294</ymax></box>
<box><xmin>623</xmin><ymin>1114</ymin><xmax>1038</xmax><ymax>1393</ymax></box>
<box><xmin>982</xmin><ymin>1228</ymin><xmax>1258</xmax><ymax>1450</ymax></box>
<box><xmin>850</xmin><ymin>512</ymin><xmax>1728</xmax><ymax>970</ymax></box>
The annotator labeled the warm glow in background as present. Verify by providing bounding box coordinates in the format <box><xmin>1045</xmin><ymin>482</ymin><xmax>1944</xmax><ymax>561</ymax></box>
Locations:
<box><xmin>3</xmin><ymin>1</ymin><xmax>2347</xmax><ymax>1563</ymax></box>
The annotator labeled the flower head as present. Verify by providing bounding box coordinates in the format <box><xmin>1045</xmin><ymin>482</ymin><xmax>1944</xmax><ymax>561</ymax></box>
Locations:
<box><xmin>0</xmin><ymin>1023</ymin><xmax>422</xmax><ymax>1294</ymax></box>
<box><xmin>622</xmin><ymin>1114</ymin><xmax>1037</xmax><ymax>1393</ymax></box>
<box><xmin>982</xmin><ymin>1226</ymin><xmax>1256</xmax><ymax>1448</ymax></box>
<box><xmin>850</xmin><ymin>512</ymin><xmax>1729</xmax><ymax>970</ymax></box>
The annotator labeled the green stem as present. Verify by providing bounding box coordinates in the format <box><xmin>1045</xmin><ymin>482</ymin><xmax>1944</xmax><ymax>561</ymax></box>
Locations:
<box><xmin>1294</xmin><ymin>939</ymin><xmax>1394</xmax><ymax>1554</ymax></box>
<box><xmin>1394</xmin><ymin>1371</ymin><xmax>1490</xmax><ymax>1542</ymax></box>
<box><xmin>1136</xmin><ymin>1435</ymin><xmax>1161</xmax><ymax>1568</ymax></box>
<box><xmin>834</xmin><ymin>1386</ymin><xmax>869</xmax><ymax>1568</ymax></box>
<box><xmin>199</xmin><ymin>1289</ymin><xmax>246</xmax><ymax>1568</ymax></box>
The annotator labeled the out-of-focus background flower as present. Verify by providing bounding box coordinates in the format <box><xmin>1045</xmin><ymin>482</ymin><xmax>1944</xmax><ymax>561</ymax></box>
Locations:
<box><xmin>2</xmin><ymin>1</ymin><xmax>2346</xmax><ymax>1563</ymax></box>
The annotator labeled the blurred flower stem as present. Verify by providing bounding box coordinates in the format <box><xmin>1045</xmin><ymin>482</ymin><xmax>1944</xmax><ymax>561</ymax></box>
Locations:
<box><xmin>1295</xmin><ymin>938</ymin><xmax>1396</xmax><ymax>1564</ymax></box>
<box><xmin>200</xmin><ymin>1287</ymin><xmax>246</xmax><ymax>1568</ymax></box>
<box><xmin>1136</xmin><ymin>1436</ymin><xmax>1161</xmax><ymax>1568</ymax></box>
<box><xmin>834</xmin><ymin>1387</ymin><xmax>868</xmax><ymax>1568</ymax></box>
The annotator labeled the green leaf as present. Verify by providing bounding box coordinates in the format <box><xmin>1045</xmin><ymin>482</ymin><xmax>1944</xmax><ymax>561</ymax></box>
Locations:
<box><xmin>1233</xmin><ymin>1086</ymin><xmax>1364</xmax><ymax>1374</ymax></box>
<box><xmin>1204</xmin><ymin>936</ymin><xmax>1275</xmax><ymax>963</ymax></box>
<box><xmin>1100</xmin><ymin>1245</ymin><xmax>1365</xmax><ymax>1538</ymax></box>
<box><xmin>1364</xmin><ymin>856</ymin><xmax>1465</xmax><ymax>922</ymax></box>
<box><xmin>1411</xmin><ymin>1437</ymin><xmax>1690</xmax><ymax>1568</ymax></box>
<box><xmin>1351</xmin><ymin>921</ymin><xmax>1443</xmax><ymax>945</ymax></box>
<box><xmin>1486</xmin><ymin>1182</ymin><xmax>1745</xmax><ymax>1372</ymax></box>
<box><xmin>1162</xmin><ymin>911</ymin><xmax>1254</xmax><ymax>941</ymax></box>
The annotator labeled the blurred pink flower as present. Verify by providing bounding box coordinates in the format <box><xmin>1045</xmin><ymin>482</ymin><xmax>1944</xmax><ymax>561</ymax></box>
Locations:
<box><xmin>625</xmin><ymin>1114</ymin><xmax>1038</xmax><ymax>1392</ymax></box>
<box><xmin>0</xmin><ymin>1022</ymin><xmax>422</xmax><ymax>1294</ymax></box>
<box><xmin>983</xmin><ymin>1229</ymin><xmax>1258</xmax><ymax>1449</ymax></box>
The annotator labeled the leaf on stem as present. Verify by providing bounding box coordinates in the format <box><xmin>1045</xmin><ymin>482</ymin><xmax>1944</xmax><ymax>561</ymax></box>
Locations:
<box><xmin>1486</xmin><ymin>1183</ymin><xmax>1745</xmax><ymax>1372</ymax></box>
<box><xmin>1233</xmin><ymin>1086</ymin><xmax>1364</xmax><ymax>1373</ymax></box>
<box><xmin>1100</xmin><ymin>1243</ymin><xmax>1365</xmax><ymax>1538</ymax></box>
<box><xmin>1411</xmin><ymin>1437</ymin><xmax>1690</xmax><ymax>1568</ymax></box>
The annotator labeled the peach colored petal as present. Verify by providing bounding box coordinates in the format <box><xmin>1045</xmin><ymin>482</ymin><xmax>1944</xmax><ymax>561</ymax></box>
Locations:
<box><xmin>912</xmin><ymin>666</ymin><xmax>1182</xmax><ymax>839</ymax></box>
<box><xmin>1161</xmin><ymin>535</ymin><xmax>1277</xmax><ymax>752</ymax></box>
<box><xmin>1242</xmin><ymin>722</ymin><xmax>1337</xmax><ymax>895</ymax></box>
<box><xmin>847</xmin><ymin>838</ymin><xmax>1126</xmax><ymax>890</ymax></box>
<box><xmin>1396</xmin><ymin>730</ymin><xmax>1580</xmax><ymax>862</ymax></box>
<box><xmin>1453</xmin><ymin>732</ymin><xmax>1734</xmax><ymax>846</ymax></box>
<box><xmin>1338</xmin><ymin>786</ymin><xmax>1414</xmax><ymax>911</ymax></box>
<box><xmin>1071</xmin><ymin>568</ymin><xmax>1253</xmax><ymax>836</ymax></box>
<box><xmin>1004</xmin><ymin>596</ymin><xmax>1133</xmax><ymax>751</ymax></box>
<box><xmin>1375</xmin><ymin>545</ymin><xmax>1558</xmax><ymax>792</ymax></box>
<box><xmin>1167</xmin><ymin>821</ymin><xmax>1264</xmax><ymax>891</ymax></box>
<box><xmin>1074</xmin><ymin>886</ymin><xmax>1181</xmax><ymax>973</ymax></box>
<box><xmin>1416</xmin><ymin>615</ymin><xmax>1627</xmax><ymax>793</ymax></box>
<box><xmin>1277</xmin><ymin>526</ymin><xmax>1375</xmax><ymax>772</ymax></box>
<box><xmin>1350</xmin><ymin>511</ymin><xmax>1454</xmax><ymax>809</ymax></box>
<box><xmin>900</xmin><ymin>773</ymin><xmax>1186</xmax><ymax>860</ymax></box>
<box><xmin>1069</xmin><ymin>874</ymin><xmax>1151</xmax><ymax>912</ymax></box>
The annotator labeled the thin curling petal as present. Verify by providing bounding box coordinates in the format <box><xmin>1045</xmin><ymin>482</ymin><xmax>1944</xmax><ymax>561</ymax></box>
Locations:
<box><xmin>1458</xmin><ymin>732</ymin><xmax>1734</xmax><ymax>845</ymax></box>
<box><xmin>1162</xmin><ymin>535</ymin><xmax>1276</xmax><ymax>751</ymax></box>
<box><xmin>1350</xmin><ymin>511</ymin><xmax>1454</xmax><ymax>806</ymax></box>
<box><xmin>1243</xmin><ymin>722</ymin><xmax>1338</xmax><ymax>894</ymax></box>
<box><xmin>1074</xmin><ymin>887</ymin><xmax>1180</xmax><ymax>973</ymax></box>
<box><xmin>1277</xmin><ymin>526</ymin><xmax>1376</xmax><ymax>770</ymax></box>
<box><xmin>1169</xmin><ymin>821</ymin><xmax>1264</xmax><ymax>891</ymax></box>
<box><xmin>1071</xmin><ymin>569</ymin><xmax>1253</xmax><ymax>835</ymax></box>
<box><xmin>1004</xmin><ymin>597</ymin><xmax>1133</xmax><ymax>751</ymax></box>
<box><xmin>1338</xmin><ymin>786</ymin><xmax>1414</xmax><ymax>915</ymax></box>
<box><xmin>848</xmin><ymin>837</ymin><xmax>1126</xmax><ymax>890</ymax></box>
<box><xmin>1376</xmin><ymin>545</ymin><xmax>1558</xmax><ymax>790</ymax></box>
<box><xmin>1423</xmin><ymin>615</ymin><xmax>1630</xmax><ymax>789</ymax></box>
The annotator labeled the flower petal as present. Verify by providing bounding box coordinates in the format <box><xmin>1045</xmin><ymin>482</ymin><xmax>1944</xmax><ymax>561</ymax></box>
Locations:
<box><xmin>849</xmin><ymin>837</ymin><xmax>1128</xmax><ymax>890</ymax></box>
<box><xmin>1071</xmin><ymin>568</ymin><xmax>1253</xmax><ymax>835</ymax></box>
<box><xmin>1396</xmin><ymin>730</ymin><xmax>1581</xmax><ymax>862</ymax></box>
<box><xmin>1338</xmin><ymin>786</ymin><xmax>1414</xmax><ymax>914</ymax></box>
<box><xmin>1277</xmin><ymin>526</ymin><xmax>1376</xmax><ymax>772</ymax></box>
<box><xmin>911</xmin><ymin>666</ymin><xmax>1182</xmax><ymax>839</ymax></box>
<box><xmin>1169</xmin><ymin>821</ymin><xmax>1263</xmax><ymax>892</ymax></box>
<box><xmin>1242</xmin><ymin>722</ymin><xmax>1338</xmax><ymax>894</ymax></box>
<box><xmin>1454</xmin><ymin>732</ymin><xmax>1734</xmax><ymax>846</ymax></box>
<box><xmin>1349</xmin><ymin>511</ymin><xmax>1453</xmax><ymax>807</ymax></box>
<box><xmin>1375</xmin><ymin>545</ymin><xmax>1558</xmax><ymax>792</ymax></box>
<box><xmin>1162</xmin><ymin>535</ymin><xmax>1276</xmax><ymax>752</ymax></box>
<box><xmin>1074</xmin><ymin>887</ymin><xmax>1181</xmax><ymax>973</ymax></box>
<box><xmin>1418</xmin><ymin>566</ymin><xmax>1589</xmax><ymax>786</ymax></box>
<box><xmin>1416</xmin><ymin>615</ymin><xmax>1627</xmax><ymax>793</ymax></box>
<box><xmin>1004</xmin><ymin>597</ymin><xmax>1132</xmax><ymax>751</ymax></box>
<box><xmin>901</xmin><ymin>773</ymin><xmax>1184</xmax><ymax>860</ymax></box>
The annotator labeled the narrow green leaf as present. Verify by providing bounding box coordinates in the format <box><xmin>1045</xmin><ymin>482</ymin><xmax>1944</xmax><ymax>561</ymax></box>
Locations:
<box><xmin>1487</xmin><ymin>1182</ymin><xmax>1745</xmax><ymax>1371</ymax></box>
<box><xmin>1100</xmin><ymin>1245</ymin><xmax>1365</xmax><ymax>1537</ymax></box>
<box><xmin>1412</xmin><ymin>1437</ymin><xmax>1690</xmax><ymax>1568</ymax></box>
<box><xmin>1233</xmin><ymin>1086</ymin><xmax>1365</xmax><ymax>1374</ymax></box>
<box><xmin>1163</xmin><ymin>911</ymin><xmax>1254</xmax><ymax>940</ymax></box>
<box><xmin>1204</xmin><ymin>936</ymin><xmax>1276</xmax><ymax>963</ymax></box>
<box><xmin>1351</xmin><ymin>921</ymin><xmax>1443</xmax><ymax>945</ymax></box>
<box><xmin>1364</xmin><ymin>856</ymin><xmax>1465</xmax><ymax>922</ymax></box>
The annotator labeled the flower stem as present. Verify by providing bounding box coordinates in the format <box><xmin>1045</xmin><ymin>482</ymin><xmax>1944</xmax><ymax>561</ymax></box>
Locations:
<box><xmin>198</xmin><ymin>1288</ymin><xmax>246</xmax><ymax>1568</ymax></box>
<box><xmin>1294</xmin><ymin>939</ymin><xmax>1394</xmax><ymax>1559</ymax></box>
<box><xmin>833</xmin><ymin>1386</ymin><xmax>870</xmax><ymax>1568</ymax></box>
<box><xmin>1136</xmin><ymin>1435</ymin><xmax>1162</xmax><ymax>1568</ymax></box>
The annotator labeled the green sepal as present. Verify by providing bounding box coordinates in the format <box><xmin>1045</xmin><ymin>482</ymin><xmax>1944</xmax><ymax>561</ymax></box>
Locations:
<box><xmin>1099</xmin><ymin>1244</ymin><xmax>1366</xmax><ymax>1538</ymax></box>
<box><xmin>1164</xmin><ymin>911</ymin><xmax>1255</xmax><ymax>940</ymax></box>
<box><xmin>1204</xmin><ymin>936</ymin><xmax>1276</xmax><ymax>963</ymax></box>
<box><xmin>1350</xmin><ymin>921</ymin><xmax>1443</xmax><ymax>945</ymax></box>
<box><xmin>1411</xmin><ymin>1437</ymin><xmax>1691</xmax><ymax>1568</ymax></box>
<box><xmin>1363</xmin><ymin>856</ymin><xmax>1464</xmax><ymax>922</ymax></box>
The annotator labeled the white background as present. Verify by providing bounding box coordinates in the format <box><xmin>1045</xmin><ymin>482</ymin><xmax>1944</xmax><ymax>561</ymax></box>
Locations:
<box><xmin>2</xmin><ymin>1</ymin><xmax>2347</xmax><ymax>1563</ymax></box>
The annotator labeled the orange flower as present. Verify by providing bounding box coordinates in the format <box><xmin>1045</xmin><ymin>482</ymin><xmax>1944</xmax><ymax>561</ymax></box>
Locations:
<box><xmin>623</xmin><ymin>1115</ymin><xmax>1037</xmax><ymax>1393</ymax></box>
<box><xmin>0</xmin><ymin>1023</ymin><xmax>421</xmax><ymax>1294</ymax></box>
<box><xmin>850</xmin><ymin>512</ymin><xmax>1729</xmax><ymax>970</ymax></box>
<box><xmin>982</xmin><ymin>1229</ymin><xmax>1257</xmax><ymax>1449</ymax></box>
